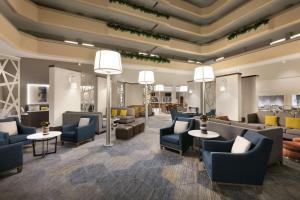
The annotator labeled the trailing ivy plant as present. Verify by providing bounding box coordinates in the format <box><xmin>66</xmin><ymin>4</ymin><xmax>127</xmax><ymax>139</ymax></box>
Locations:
<box><xmin>109</xmin><ymin>0</ymin><xmax>170</xmax><ymax>19</ymax></box>
<box><xmin>228</xmin><ymin>19</ymin><xmax>270</xmax><ymax>40</ymax></box>
<box><xmin>120</xmin><ymin>51</ymin><xmax>170</xmax><ymax>63</ymax></box>
<box><xmin>107</xmin><ymin>22</ymin><xmax>170</xmax><ymax>41</ymax></box>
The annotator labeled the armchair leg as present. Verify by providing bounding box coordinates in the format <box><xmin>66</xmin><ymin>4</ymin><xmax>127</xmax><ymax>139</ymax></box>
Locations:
<box><xmin>76</xmin><ymin>143</ymin><xmax>79</xmax><ymax>147</ymax></box>
<box><xmin>179</xmin><ymin>150</ymin><xmax>183</xmax><ymax>156</ymax></box>
<box><xmin>17</xmin><ymin>166</ymin><xmax>23</xmax><ymax>173</ymax></box>
<box><xmin>61</xmin><ymin>141</ymin><xmax>64</xmax><ymax>145</ymax></box>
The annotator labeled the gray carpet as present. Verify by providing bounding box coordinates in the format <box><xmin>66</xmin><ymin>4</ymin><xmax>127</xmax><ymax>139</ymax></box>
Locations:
<box><xmin>0</xmin><ymin>115</ymin><xmax>300</xmax><ymax>200</ymax></box>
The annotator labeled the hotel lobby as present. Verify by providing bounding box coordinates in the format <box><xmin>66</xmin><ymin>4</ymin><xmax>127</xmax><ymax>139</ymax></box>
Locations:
<box><xmin>1</xmin><ymin>0</ymin><xmax>300</xmax><ymax>199</ymax></box>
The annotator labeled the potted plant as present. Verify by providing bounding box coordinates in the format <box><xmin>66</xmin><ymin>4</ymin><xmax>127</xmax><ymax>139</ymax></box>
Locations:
<box><xmin>41</xmin><ymin>121</ymin><xmax>50</xmax><ymax>135</ymax></box>
<box><xmin>200</xmin><ymin>115</ymin><xmax>208</xmax><ymax>134</ymax></box>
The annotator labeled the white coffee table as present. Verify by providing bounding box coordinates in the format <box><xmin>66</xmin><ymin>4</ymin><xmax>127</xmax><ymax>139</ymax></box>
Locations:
<box><xmin>188</xmin><ymin>130</ymin><xmax>220</xmax><ymax>160</ymax></box>
<box><xmin>27</xmin><ymin>131</ymin><xmax>62</xmax><ymax>157</ymax></box>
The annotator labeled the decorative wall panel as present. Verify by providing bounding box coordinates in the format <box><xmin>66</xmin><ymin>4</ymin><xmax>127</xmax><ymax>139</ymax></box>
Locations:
<box><xmin>81</xmin><ymin>73</ymin><xmax>96</xmax><ymax>112</ymax></box>
<box><xmin>0</xmin><ymin>55</ymin><xmax>20</xmax><ymax>118</ymax></box>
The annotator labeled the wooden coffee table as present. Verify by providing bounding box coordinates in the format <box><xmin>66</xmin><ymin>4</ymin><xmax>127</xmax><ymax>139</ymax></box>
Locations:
<box><xmin>27</xmin><ymin>131</ymin><xmax>62</xmax><ymax>157</ymax></box>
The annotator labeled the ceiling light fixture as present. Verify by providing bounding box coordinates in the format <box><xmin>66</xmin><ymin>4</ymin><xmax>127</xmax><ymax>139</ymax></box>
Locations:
<box><xmin>150</xmin><ymin>54</ymin><xmax>158</xmax><ymax>57</ymax></box>
<box><xmin>216</xmin><ymin>57</ymin><xmax>224</xmax><ymax>62</ymax></box>
<box><xmin>270</xmin><ymin>38</ymin><xmax>286</xmax><ymax>45</ymax></box>
<box><xmin>82</xmin><ymin>43</ymin><xmax>95</xmax><ymax>47</ymax></box>
<box><xmin>290</xmin><ymin>33</ymin><xmax>300</xmax><ymax>39</ymax></box>
<box><xmin>196</xmin><ymin>61</ymin><xmax>202</xmax><ymax>64</ymax></box>
<box><xmin>188</xmin><ymin>60</ymin><xmax>195</xmax><ymax>63</ymax></box>
<box><xmin>64</xmin><ymin>40</ymin><xmax>78</xmax><ymax>45</ymax></box>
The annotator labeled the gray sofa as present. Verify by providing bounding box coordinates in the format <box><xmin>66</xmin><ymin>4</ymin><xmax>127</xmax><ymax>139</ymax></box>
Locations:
<box><xmin>194</xmin><ymin>118</ymin><xmax>283</xmax><ymax>165</ymax></box>
<box><xmin>247</xmin><ymin>111</ymin><xmax>300</xmax><ymax>139</ymax></box>
<box><xmin>111</xmin><ymin>107</ymin><xmax>135</xmax><ymax>124</ymax></box>
<box><xmin>63</xmin><ymin>111</ymin><xmax>106</xmax><ymax>134</ymax></box>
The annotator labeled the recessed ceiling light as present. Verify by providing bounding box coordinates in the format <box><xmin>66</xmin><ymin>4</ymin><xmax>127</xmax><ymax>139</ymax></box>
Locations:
<box><xmin>216</xmin><ymin>57</ymin><xmax>224</xmax><ymax>62</ymax></box>
<box><xmin>188</xmin><ymin>60</ymin><xmax>195</xmax><ymax>63</ymax></box>
<box><xmin>82</xmin><ymin>43</ymin><xmax>94</xmax><ymax>47</ymax></box>
<box><xmin>150</xmin><ymin>54</ymin><xmax>158</xmax><ymax>57</ymax></box>
<box><xmin>290</xmin><ymin>33</ymin><xmax>300</xmax><ymax>39</ymax></box>
<box><xmin>64</xmin><ymin>40</ymin><xmax>78</xmax><ymax>45</ymax></box>
<box><xmin>270</xmin><ymin>38</ymin><xmax>286</xmax><ymax>45</ymax></box>
<box><xmin>138</xmin><ymin>52</ymin><xmax>148</xmax><ymax>56</ymax></box>
<box><xmin>196</xmin><ymin>61</ymin><xmax>201</xmax><ymax>64</ymax></box>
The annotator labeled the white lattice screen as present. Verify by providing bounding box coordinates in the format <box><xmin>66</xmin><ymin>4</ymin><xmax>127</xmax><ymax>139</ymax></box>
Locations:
<box><xmin>0</xmin><ymin>54</ymin><xmax>20</xmax><ymax>118</ymax></box>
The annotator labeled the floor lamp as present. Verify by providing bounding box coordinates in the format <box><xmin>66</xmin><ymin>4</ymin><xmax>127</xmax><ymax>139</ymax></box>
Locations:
<box><xmin>138</xmin><ymin>71</ymin><xmax>155</xmax><ymax>126</ymax></box>
<box><xmin>194</xmin><ymin>66</ymin><xmax>215</xmax><ymax>114</ymax></box>
<box><xmin>94</xmin><ymin>50</ymin><xmax>123</xmax><ymax>146</ymax></box>
<box><xmin>155</xmin><ymin>84</ymin><xmax>164</xmax><ymax>114</ymax></box>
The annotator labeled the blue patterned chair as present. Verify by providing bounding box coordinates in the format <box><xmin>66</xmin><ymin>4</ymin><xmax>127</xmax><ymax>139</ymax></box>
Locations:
<box><xmin>160</xmin><ymin>117</ymin><xmax>195</xmax><ymax>155</ymax></box>
<box><xmin>61</xmin><ymin>115</ymin><xmax>97</xmax><ymax>146</ymax></box>
<box><xmin>0</xmin><ymin>117</ymin><xmax>36</xmax><ymax>145</ymax></box>
<box><xmin>202</xmin><ymin>130</ymin><xmax>273</xmax><ymax>185</ymax></box>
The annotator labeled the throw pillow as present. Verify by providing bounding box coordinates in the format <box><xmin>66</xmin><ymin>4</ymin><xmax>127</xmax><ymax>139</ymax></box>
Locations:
<box><xmin>216</xmin><ymin>116</ymin><xmax>230</xmax><ymax>121</ymax></box>
<box><xmin>286</xmin><ymin>117</ymin><xmax>300</xmax><ymax>129</ymax></box>
<box><xmin>231</xmin><ymin>136</ymin><xmax>252</xmax><ymax>153</ymax></box>
<box><xmin>111</xmin><ymin>109</ymin><xmax>117</xmax><ymax>117</ymax></box>
<box><xmin>265</xmin><ymin>115</ymin><xmax>278</xmax><ymax>126</ymax></box>
<box><xmin>174</xmin><ymin>121</ymin><xmax>189</xmax><ymax>134</ymax></box>
<box><xmin>78</xmin><ymin>118</ymin><xmax>90</xmax><ymax>127</ymax></box>
<box><xmin>120</xmin><ymin>109</ymin><xmax>127</xmax><ymax>117</ymax></box>
<box><xmin>0</xmin><ymin>121</ymin><xmax>18</xmax><ymax>136</ymax></box>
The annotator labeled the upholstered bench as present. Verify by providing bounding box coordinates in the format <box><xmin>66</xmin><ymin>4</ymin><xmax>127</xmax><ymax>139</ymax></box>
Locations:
<box><xmin>130</xmin><ymin>122</ymin><xmax>145</xmax><ymax>135</ymax></box>
<box><xmin>283</xmin><ymin>138</ymin><xmax>300</xmax><ymax>161</ymax></box>
<box><xmin>116</xmin><ymin>125</ymin><xmax>134</xmax><ymax>140</ymax></box>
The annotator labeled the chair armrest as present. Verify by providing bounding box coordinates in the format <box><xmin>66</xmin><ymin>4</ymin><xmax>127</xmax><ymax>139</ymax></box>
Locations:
<box><xmin>0</xmin><ymin>143</ymin><xmax>23</xmax><ymax>163</ymax></box>
<box><xmin>18</xmin><ymin>124</ymin><xmax>36</xmax><ymax>135</ymax></box>
<box><xmin>62</xmin><ymin>123</ymin><xmax>77</xmax><ymax>132</ymax></box>
<box><xmin>203</xmin><ymin>139</ymin><xmax>234</xmax><ymax>152</ymax></box>
<box><xmin>247</xmin><ymin>113</ymin><xmax>258</xmax><ymax>123</ymax></box>
<box><xmin>0</xmin><ymin>131</ymin><xmax>9</xmax><ymax>145</ymax></box>
<box><xmin>160</xmin><ymin>125</ymin><xmax>174</xmax><ymax>136</ymax></box>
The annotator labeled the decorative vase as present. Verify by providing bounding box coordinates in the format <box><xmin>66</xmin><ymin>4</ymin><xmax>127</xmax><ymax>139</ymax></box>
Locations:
<box><xmin>200</xmin><ymin>115</ymin><xmax>208</xmax><ymax>134</ymax></box>
<box><xmin>42</xmin><ymin>126</ymin><xmax>49</xmax><ymax>135</ymax></box>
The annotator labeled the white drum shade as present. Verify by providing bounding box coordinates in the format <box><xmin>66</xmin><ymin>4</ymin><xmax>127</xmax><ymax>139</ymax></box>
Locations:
<box><xmin>194</xmin><ymin>66</ymin><xmax>214</xmax><ymax>82</ymax></box>
<box><xmin>94</xmin><ymin>50</ymin><xmax>122</xmax><ymax>74</ymax></box>
<box><xmin>138</xmin><ymin>71</ymin><xmax>155</xmax><ymax>84</ymax></box>
<box><xmin>154</xmin><ymin>84</ymin><xmax>164</xmax><ymax>91</ymax></box>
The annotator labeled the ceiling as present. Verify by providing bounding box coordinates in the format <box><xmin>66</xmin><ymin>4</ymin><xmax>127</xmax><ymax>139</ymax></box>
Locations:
<box><xmin>0</xmin><ymin>0</ymin><xmax>300</xmax><ymax>65</ymax></box>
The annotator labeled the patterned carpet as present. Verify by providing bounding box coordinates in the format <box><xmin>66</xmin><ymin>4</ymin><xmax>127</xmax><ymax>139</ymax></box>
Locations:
<box><xmin>0</xmin><ymin>114</ymin><xmax>300</xmax><ymax>200</ymax></box>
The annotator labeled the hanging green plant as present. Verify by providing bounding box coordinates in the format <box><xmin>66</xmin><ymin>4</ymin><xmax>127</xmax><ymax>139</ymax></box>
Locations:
<box><xmin>120</xmin><ymin>51</ymin><xmax>170</xmax><ymax>63</ymax></box>
<box><xmin>109</xmin><ymin>0</ymin><xmax>170</xmax><ymax>19</ymax></box>
<box><xmin>107</xmin><ymin>22</ymin><xmax>170</xmax><ymax>41</ymax></box>
<box><xmin>228</xmin><ymin>18</ymin><xmax>270</xmax><ymax>40</ymax></box>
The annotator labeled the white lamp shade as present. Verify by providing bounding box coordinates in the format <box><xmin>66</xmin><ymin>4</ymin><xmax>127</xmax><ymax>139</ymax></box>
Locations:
<box><xmin>154</xmin><ymin>84</ymin><xmax>164</xmax><ymax>91</ymax></box>
<box><xmin>194</xmin><ymin>66</ymin><xmax>215</xmax><ymax>82</ymax></box>
<box><xmin>138</xmin><ymin>71</ymin><xmax>155</xmax><ymax>84</ymax></box>
<box><xmin>94</xmin><ymin>50</ymin><xmax>123</xmax><ymax>74</ymax></box>
<box><xmin>179</xmin><ymin>85</ymin><xmax>188</xmax><ymax>92</ymax></box>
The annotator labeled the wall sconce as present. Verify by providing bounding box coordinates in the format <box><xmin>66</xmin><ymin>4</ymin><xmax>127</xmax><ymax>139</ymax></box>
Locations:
<box><xmin>219</xmin><ymin>79</ymin><xmax>227</xmax><ymax>92</ymax></box>
<box><xmin>69</xmin><ymin>75</ymin><xmax>78</xmax><ymax>89</ymax></box>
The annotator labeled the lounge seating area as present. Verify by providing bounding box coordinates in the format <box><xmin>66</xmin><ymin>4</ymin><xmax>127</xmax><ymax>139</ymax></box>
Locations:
<box><xmin>1</xmin><ymin>0</ymin><xmax>300</xmax><ymax>199</ymax></box>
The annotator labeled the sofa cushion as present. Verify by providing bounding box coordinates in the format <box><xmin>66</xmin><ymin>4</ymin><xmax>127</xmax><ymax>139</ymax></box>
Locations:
<box><xmin>265</xmin><ymin>115</ymin><xmax>278</xmax><ymax>126</ymax></box>
<box><xmin>162</xmin><ymin>134</ymin><xmax>180</xmax><ymax>145</ymax></box>
<box><xmin>257</xmin><ymin>111</ymin><xmax>274</xmax><ymax>124</ymax></box>
<box><xmin>9</xmin><ymin>134</ymin><xmax>29</xmax><ymax>144</ymax></box>
<box><xmin>278</xmin><ymin>112</ymin><xmax>293</xmax><ymax>127</ymax></box>
<box><xmin>174</xmin><ymin>121</ymin><xmax>189</xmax><ymax>134</ymax></box>
<box><xmin>231</xmin><ymin>136</ymin><xmax>251</xmax><ymax>153</ymax></box>
<box><xmin>286</xmin><ymin>128</ymin><xmax>300</xmax><ymax>137</ymax></box>
<box><xmin>286</xmin><ymin>117</ymin><xmax>300</xmax><ymax>130</ymax></box>
<box><xmin>0</xmin><ymin>121</ymin><xmax>18</xmax><ymax>136</ymax></box>
<box><xmin>78</xmin><ymin>118</ymin><xmax>90</xmax><ymax>127</ymax></box>
<box><xmin>231</xmin><ymin>122</ymin><xmax>264</xmax><ymax>130</ymax></box>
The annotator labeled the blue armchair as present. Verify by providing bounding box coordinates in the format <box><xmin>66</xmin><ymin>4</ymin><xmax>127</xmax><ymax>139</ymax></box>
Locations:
<box><xmin>0</xmin><ymin>117</ymin><xmax>36</xmax><ymax>145</ymax></box>
<box><xmin>160</xmin><ymin>117</ymin><xmax>195</xmax><ymax>155</ymax></box>
<box><xmin>61</xmin><ymin>115</ymin><xmax>97</xmax><ymax>146</ymax></box>
<box><xmin>202</xmin><ymin>130</ymin><xmax>273</xmax><ymax>185</ymax></box>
